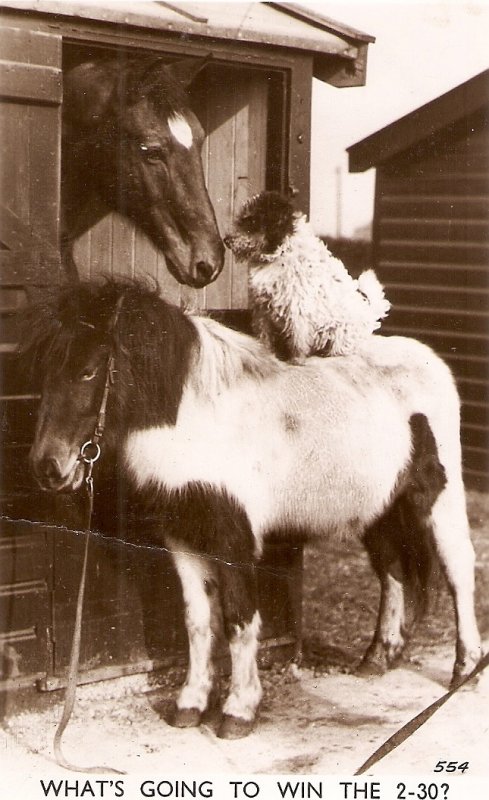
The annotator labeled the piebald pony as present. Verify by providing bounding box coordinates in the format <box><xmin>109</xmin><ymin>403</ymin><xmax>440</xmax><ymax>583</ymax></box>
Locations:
<box><xmin>26</xmin><ymin>280</ymin><xmax>482</xmax><ymax>739</ymax></box>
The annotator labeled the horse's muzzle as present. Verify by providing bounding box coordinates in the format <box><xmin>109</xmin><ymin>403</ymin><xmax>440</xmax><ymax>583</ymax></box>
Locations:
<box><xmin>31</xmin><ymin>452</ymin><xmax>84</xmax><ymax>493</ymax></box>
<box><xmin>168</xmin><ymin>252</ymin><xmax>223</xmax><ymax>288</ymax></box>
<box><xmin>192</xmin><ymin>259</ymin><xmax>221</xmax><ymax>287</ymax></box>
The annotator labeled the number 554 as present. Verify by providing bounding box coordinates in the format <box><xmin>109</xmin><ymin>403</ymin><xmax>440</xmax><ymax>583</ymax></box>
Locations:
<box><xmin>434</xmin><ymin>762</ymin><xmax>469</xmax><ymax>773</ymax></box>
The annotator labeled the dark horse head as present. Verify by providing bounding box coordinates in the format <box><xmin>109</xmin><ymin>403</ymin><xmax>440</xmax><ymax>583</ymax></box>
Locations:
<box><xmin>62</xmin><ymin>55</ymin><xmax>224</xmax><ymax>288</ymax></box>
<box><xmin>24</xmin><ymin>280</ymin><xmax>197</xmax><ymax>493</ymax></box>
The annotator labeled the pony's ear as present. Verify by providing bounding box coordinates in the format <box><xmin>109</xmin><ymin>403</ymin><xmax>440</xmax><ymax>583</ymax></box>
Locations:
<box><xmin>64</xmin><ymin>61</ymin><xmax>118</xmax><ymax>127</ymax></box>
<box><xmin>164</xmin><ymin>54</ymin><xmax>212</xmax><ymax>89</ymax></box>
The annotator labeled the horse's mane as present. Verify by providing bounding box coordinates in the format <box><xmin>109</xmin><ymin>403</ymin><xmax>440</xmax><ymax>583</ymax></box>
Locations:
<box><xmin>190</xmin><ymin>316</ymin><xmax>283</xmax><ymax>399</ymax></box>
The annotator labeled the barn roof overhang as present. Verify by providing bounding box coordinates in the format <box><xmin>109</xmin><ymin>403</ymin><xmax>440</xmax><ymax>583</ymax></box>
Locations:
<box><xmin>0</xmin><ymin>1</ymin><xmax>375</xmax><ymax>87</ymax></box>
<box><xmin>348</xmin><ymin>68</ymin><xmax>489</xmax><ymax>173</ymax></box>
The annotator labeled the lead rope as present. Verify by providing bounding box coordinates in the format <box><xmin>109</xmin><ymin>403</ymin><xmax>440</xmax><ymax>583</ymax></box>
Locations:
<box><xmin>53</xmin><ymin>462</ymin><xmax>124</xmax><ymax>774</ymax></box>
<box><xmin>53</xmin><ymin>296</ymin><xmax>126</xmax><ymax>775</ymax></box>
<box><xmin>355</xmin><ymin>650</ymin><xmax>489</xmax><ymax>775</ymax></box>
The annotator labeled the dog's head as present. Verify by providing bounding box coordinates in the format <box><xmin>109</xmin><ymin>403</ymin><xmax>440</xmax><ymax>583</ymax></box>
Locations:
<box><xmin>224</xmin><ymin>191</ymin><xmax>298</xmax><ymax>261</ymax></box>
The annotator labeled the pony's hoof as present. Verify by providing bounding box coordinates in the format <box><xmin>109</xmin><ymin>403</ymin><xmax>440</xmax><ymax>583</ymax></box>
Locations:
<box><xmin>171</xmin><ymin>707</ymin><xmax>202</xmax><ymax>728</ymax></box>
<box><xmin>356</xmin><ymin>658</ymin><xmax>387</xmax><ymax>677</ymax></box>
<box><xmin>450</xmin><ymin>650</ymin><xmax>484</xmax><ymax>690</ymax></box>
<box><xmin>218</xmin><ymin>714</ymin><xmax>254</xmax><ymax>739</ymax></box>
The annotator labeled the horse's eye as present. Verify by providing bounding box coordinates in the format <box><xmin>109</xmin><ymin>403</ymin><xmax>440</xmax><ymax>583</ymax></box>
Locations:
<box><xmin>80</xmin><ymin>367</ymin><xmax>98</xmax><ymax>382</ymax></box>
<box><xmin>140</xmin><ymin>143</ymin><xmax>164</xmax><ymax>163</ymax></box>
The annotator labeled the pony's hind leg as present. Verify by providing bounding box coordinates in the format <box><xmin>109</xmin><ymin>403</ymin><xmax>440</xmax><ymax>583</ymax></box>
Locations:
<box><xmin>429</xmin><ymin>482</ymin><xmax>482</xmax><ymax>687</ymax></box>
<box><xmin>359</xmin><ymin>506</ymin><xmax>410</xmax><ymax>675</ymax></box>
<box><xmin>166</xmin><ymin>538</ymin><xmax>221</xmax><ymax>727</ymax></box>
<box><xmin>360</xmin><ymin>413</ymin><xmax>449</xmax><ymax>676</ymax></box>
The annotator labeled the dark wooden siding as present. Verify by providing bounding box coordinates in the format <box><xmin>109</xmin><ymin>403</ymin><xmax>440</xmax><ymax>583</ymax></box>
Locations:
<box><xmin>0</xmin><ymin>26</ymin><xmax>62</xmax><ymax>687</ymax></box>
<box><xmin>373</xmin><ymin>108</ymin><xmax>489</xmax><ymax>486</ymax></box>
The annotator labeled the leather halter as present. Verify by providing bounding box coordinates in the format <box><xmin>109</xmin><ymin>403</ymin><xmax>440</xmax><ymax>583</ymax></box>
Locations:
<box><xmin>79</xmin><ymin>292</ymin><xmax>125</xmax><ymax>478</ymax></box>
<box><xmin>53</xmin><ymin>292</ymin><xmax>126</xmax><ymax>775</ymax></box>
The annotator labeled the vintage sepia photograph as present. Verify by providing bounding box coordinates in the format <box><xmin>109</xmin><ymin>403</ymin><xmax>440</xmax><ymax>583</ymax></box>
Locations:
<box><xmin>0</xmin><ymin>1</ymin><xmax>488</xmax><ymax>796</ymax></box>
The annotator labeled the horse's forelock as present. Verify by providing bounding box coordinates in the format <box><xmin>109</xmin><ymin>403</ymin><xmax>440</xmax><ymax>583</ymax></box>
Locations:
<box><xmin>19</xmin><ymin>293</ymin><xmax>78</xmax><ymax>380</ymax></box>
<box><xmin>19</xmin><ymin>280</ymin><xmax>131</xmax><ymax>379</ymax></box>
<box><xmin>125</xmin><ymin>57</ymin><xmax>188</xmax><ymax>115</ymax></box>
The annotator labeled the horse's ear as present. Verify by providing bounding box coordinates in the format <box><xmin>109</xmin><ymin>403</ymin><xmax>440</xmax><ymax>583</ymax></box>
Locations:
<box><xmin>164</xmin><ymin>54</ymin><xmax>212</xmax><ymax>89</ymax></box>
<box><xmin>64</xmin><ymin>61</ymin><xmax>118</xmax><ymax>127</ymax></box>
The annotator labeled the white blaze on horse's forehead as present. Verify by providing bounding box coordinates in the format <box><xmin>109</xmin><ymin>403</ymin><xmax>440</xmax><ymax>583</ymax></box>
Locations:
<box><xmin>168</xmin><ymin>113</ymin><xmax>193</xmax><ymax>149</ymax></box>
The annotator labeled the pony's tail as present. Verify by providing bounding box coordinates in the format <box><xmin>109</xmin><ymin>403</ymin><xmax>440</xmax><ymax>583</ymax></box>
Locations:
<box><xmin>357</xmin><ymin>269</ymin><xmax>391</xmax><ymax>324</ymax></box>
<box><xmin>397</xmin><ymin>514</ymin><xmax>440</xmax><ymax>625</ymax></box>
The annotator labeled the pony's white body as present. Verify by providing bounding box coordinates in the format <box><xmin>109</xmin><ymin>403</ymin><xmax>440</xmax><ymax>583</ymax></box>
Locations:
<box><xmin>123</xmin><ymin>316</ymin><xmax>479</xmax><ymax>731</ymax></box>
<box><xmin>125</xmin><ymin>321</ymin><xmax>460</xmax><ymax>547</ymax></box>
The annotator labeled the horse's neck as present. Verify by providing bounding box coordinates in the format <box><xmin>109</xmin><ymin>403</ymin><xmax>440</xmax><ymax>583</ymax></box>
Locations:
<box><xmin>189</xmin><ymin>316</ymin><xmax>282</xmax><ymax>399</ymax></box>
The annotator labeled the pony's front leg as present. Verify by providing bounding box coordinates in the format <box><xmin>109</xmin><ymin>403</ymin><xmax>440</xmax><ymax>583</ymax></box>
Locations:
<box><xmin>166</xmin><ymin>538</ymin><xmax>220</xmax><ymax>727</ymax></box>
<box><xmin>217</xmin><ymin>558</ymin><xmax>262</xmax><ymax>739</ymax></box>
<box><xmin>220</xmin><ymin>611</ymin><xmax>262</xmax><ymax>739</ymax></box>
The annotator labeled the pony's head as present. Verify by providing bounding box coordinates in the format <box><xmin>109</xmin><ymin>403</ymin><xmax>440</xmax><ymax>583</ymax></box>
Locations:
<box><xmin>63</xmin><ymin>55</ymin><xmax>224</xmax><ymax>288</ymax></box>
<box><xmin>23</xmin><ymin>280</ymin><xmax>197</xmax><ymax>493</ymax></box>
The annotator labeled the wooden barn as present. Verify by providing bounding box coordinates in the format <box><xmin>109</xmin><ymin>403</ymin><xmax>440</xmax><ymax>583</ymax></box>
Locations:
<box><xmin>0</xmin><ymin>2</ymin><xmax>374</xmax><ymax>693</ymax></box>
<box><xmin>348</xmin><ymin>70</ymin><xmax>489</xmax><ymax>490</ymax></box>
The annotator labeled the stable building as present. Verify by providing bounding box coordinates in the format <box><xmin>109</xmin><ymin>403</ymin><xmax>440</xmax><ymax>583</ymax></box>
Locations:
<box><xmin>0</xmin><ymin>2</ymin><xmax>374</xmax><ymax>692</ymax></box>
<box><xmin>348</xmin><ymin>70</ymin><xmax>489</xmax><ymax>489</ymax></box>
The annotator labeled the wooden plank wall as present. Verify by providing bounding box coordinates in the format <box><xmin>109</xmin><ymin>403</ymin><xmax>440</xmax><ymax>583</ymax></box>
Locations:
<box><xmin>0</xmin><ymin>26</ymin><xmax>62</xmax><ymax>686</ymax></box>
<box><xmin>373</xmin><ymin>109</ymin><xmax>489</xmax><ymax>486</ymax></box>
<box><xmin>73</xmin><ymin>64</ymin><xmax>269</xmax><ymax>312</ymax></box>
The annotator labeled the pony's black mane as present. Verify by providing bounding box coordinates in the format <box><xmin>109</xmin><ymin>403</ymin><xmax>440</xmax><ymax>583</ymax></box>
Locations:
<box><xmin>20</xmin><ymin>278</ymin><xmax>198</xmax><ymax>429</ymax></box>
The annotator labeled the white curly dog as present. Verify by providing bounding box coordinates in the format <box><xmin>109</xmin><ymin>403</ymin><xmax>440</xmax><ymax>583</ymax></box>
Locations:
<box><xmin>224</xmin><ymin>192</ymin><xmax>390</xmax><ymax>363</ymax></box>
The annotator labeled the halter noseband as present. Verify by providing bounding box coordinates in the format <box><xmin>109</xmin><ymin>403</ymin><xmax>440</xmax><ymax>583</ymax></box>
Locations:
<box><xmin>79</xmin><ymin>293</ymin><xmax>125</xmax><ymax>482</ymax></box>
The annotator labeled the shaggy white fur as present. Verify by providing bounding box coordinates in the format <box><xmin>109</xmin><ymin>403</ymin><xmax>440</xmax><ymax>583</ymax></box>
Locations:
<box><xmin>248</xmin><ymin>216</ymin><xmax>390</xmax><ymax>361</ymax></box>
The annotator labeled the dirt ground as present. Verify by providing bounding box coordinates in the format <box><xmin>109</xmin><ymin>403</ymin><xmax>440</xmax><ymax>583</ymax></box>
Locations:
<box><xmin>1</xmin><ymin>492</ymin><xmax>488</xmax><ymax>785</ymax></box>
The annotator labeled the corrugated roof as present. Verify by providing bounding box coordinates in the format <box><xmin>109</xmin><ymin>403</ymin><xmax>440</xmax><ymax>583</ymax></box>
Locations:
<box><xmin>0</xmin><ymin>1</ymin><xmax>374</xmax><ymax>86</ymax></box>
<box><xmin>349</xmin><ymin>69</ymin><xmax>489</xmax><ymax>173</ymax></box>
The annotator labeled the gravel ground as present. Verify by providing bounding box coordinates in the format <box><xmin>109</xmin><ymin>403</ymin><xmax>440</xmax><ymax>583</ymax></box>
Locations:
<box><xmin>1</xmin><ymin>492</ymin><xmax>488</xmax><ymax>793</ymax></box>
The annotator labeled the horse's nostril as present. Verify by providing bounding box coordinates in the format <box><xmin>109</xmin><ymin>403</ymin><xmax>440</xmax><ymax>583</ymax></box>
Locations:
<box><xmin>41</xmin><ymin>456</ymin><xmax>62</xmax><ymax>481</ymax></box>
<box><xmin>195</xmin><ymin>260</ymin><xmax>213</xmax><ymax>281</ymax></box>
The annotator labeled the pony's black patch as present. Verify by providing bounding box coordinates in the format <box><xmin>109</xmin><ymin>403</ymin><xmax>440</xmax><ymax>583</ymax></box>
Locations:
<box><xmin>406</xmin><ymin>412</ymin><xmax>447</xmax><ymax>513</ymax></box>
<box><xmin>140</xmin><ymin>482</ymin><xmax>258</xmax><ymax>638</ymax></box>
<box><xmin>20</xmin><ymin>279</ymin><xmax>198</xmax><ymax>431</ymax></box>
<box><xmin>364</xmin><ymin>412</ymin><xmax>446</xmax><ymax>620</ymax></box>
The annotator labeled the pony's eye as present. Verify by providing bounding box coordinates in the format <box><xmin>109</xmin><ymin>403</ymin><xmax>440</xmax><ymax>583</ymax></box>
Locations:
<box><xmin>140</xmin><ymin>143</ymin><xmax>164</xmax><ymax>163</ymax></box>
<box><xmin>80</xmin><ymin>367</ymin><xmax>98</xmax><ymax>382</ymax></box>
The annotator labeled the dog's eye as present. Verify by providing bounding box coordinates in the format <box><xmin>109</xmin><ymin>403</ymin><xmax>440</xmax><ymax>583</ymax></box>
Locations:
<box><xmin>240</xmin><ymin>218</ymin><xmax>256</xmax><ymax>234</ymax></box>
